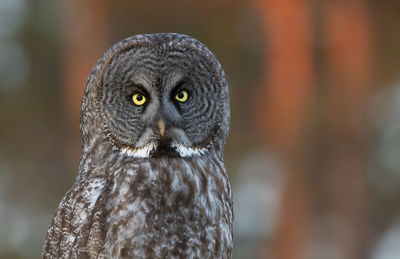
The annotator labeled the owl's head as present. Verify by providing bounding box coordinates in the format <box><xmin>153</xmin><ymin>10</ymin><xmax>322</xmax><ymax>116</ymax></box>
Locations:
<box><xmin>80</xmin><ymin>33</ymin><xmax>230</xmax><ymax>159</ymax></box>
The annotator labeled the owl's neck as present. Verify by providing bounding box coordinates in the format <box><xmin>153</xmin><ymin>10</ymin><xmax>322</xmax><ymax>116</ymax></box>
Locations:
<box><xmin>78</xmin><ymin>135</ymin><xmax>230</xmax><ymax>211</ymax></box>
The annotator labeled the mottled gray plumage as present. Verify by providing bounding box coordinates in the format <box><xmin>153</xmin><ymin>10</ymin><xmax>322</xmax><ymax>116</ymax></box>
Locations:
<box><xmin>42</xmin><ymin>33</ymin><xmax>232</xmax><ymax>258</ymax></box>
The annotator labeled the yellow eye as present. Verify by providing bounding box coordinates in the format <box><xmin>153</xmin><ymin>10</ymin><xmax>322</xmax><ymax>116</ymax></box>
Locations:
<box><xmin>175</xmin><ymin>90</ymin><xmax>188</xmax><ymax>103</ymax></box>
<box><xmin>132</xmin><ymin>93</ymin><xmax>146</xmax><ymax>106</ymax></box>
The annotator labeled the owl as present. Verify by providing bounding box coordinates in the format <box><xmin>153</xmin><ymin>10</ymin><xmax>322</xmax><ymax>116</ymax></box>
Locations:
<box><xmin>42</xmin><ymin>33</ymin><xmax>232</xmax><ymax>258</ymax></box>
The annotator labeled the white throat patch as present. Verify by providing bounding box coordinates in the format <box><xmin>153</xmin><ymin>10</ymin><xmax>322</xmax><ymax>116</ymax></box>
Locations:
<box><xmin>120</xmin><ymin>141</ymin><xmax>208</xmax><ymax>158</ymax></box>
<box><xmin>120</xmin><ymin>141</ymin><xmax>158</xmax><ymax>158</ymax></box>
<box><xmin>170</xmin><ymin>142</ymin><xmax>208</xmax><ymax>157</ymax></box>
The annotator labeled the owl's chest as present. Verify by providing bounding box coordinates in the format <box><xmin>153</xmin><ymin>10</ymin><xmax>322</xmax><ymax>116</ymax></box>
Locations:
<box><xmin>106</xmin><ymin>166</ymin><xmax>214</xmax><ymax>230</ymax></box>
<box><xmin>98</xmin><ymin>163</ymin><xmax>231</xmax><ymax>257</ymax></box>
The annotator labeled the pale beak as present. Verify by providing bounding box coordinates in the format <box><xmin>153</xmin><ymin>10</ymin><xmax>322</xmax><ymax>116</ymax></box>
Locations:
<box><xmin>158</xmin><ymin>119</ymin><xmax>165</xmax><ymax>136</ymax></box>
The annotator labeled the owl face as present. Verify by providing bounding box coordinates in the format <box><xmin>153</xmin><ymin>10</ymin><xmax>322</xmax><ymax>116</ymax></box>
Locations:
<box><xmin>94</xmin><ymin>37</ymin><xmax>229</xmax><ymax>158</ymax></box>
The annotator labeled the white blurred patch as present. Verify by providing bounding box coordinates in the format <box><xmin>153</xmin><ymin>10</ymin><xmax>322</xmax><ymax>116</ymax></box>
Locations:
<box><xmin>371</xmin><ymin>217</ymin><xmax>400</xmax><ymax>259</ymax></box>
<box><xmin>369</xmin><ymin>81</ymin><xmax>400</xmax><ymax>194</ymax></box>
<box><xmin>232</xmin><ymin>149</ymin><xmax>285</xmax><ymax>258</ymax></box>
<box><xmin>0</xmin><ymin>0</ymin><xmax>29</xmax><ymax>92</ymax></box>
<box><xmin>233</xmin><ymin>149</ymin><xmax>284</xmax><ymax>238</ymax></box>
<box><xmin>0</xmin><ymin>0</ymin><xmax>27</xmax><ymax>37</ymax></box>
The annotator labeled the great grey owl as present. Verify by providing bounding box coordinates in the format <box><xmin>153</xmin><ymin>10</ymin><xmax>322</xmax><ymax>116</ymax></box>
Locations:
<box><xmin>42</xmin><ymin>33</ymin><xmax>232</xmax><ymax>258</ymax></box>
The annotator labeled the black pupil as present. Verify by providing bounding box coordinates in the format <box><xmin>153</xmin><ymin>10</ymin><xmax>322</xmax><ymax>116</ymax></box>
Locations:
<box><xmin>136</xmin><ymin>95</ymin><xmax>143</xmax><ymax>101</ymax></box>
<box><xmin>177</xmin><ymin>92</ymin><xmax>184</xmax><ymax>99</ymax></box>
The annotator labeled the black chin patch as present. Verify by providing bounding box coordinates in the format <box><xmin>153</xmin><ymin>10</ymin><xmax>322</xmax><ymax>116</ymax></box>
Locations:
<box><xmin>150</xmin><ymin>139</ymin><xmax>179</xmax><ymax>158</ymax></box>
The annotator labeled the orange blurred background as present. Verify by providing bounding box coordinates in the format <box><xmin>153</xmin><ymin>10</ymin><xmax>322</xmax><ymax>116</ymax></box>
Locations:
<box><xmin>1</xmin><ymin>0</ymin><xmax>400</xmax><ymax>258</ymax></box>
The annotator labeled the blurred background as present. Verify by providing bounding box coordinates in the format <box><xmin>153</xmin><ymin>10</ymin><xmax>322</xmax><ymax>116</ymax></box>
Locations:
<box><xmin>1</xmin><ymin>0</ymin><xmax>400</xmax><ymax>258</ymax></box>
